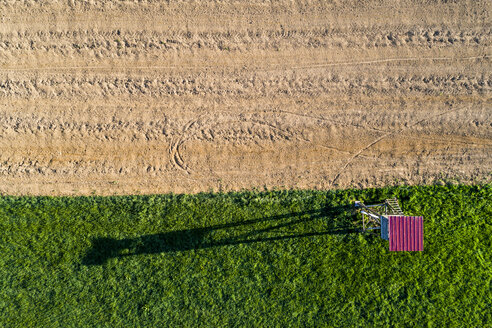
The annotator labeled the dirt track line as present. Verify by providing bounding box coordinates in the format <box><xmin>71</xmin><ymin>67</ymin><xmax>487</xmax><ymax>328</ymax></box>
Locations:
<box><xmin>329</xmin><ymin>105</ymin><xmax>474</xmax><ymax>187</ymax></box>
<box><xmin>169</xmin><ymin>116</ymin><xmax>208</xmax><ymax>174</ymax></box>
<box><xmin>170</xmin><ymin>139</ymin><xmax>192</xmax><ymax>174</ymax></box>
<box><xmin>318</xmin><ymin>145</ymin><xmax>352</xmax><ymax>154</ymax></box>
<box><xmin>249</xmin><ymin>119</ymin><xmax>312</xmax><ymax>143</ymax></box>
<box><xmin>1</xmin><ymin>55</ymin><xmax>489</xmax><ymax>72</ymax></box>
<box><xmin>276</xmin><ymin>110</ymin><xmax>391</xmax><ymax>133</ymax></box>
<box><xmin>292</xmin><ymin>55</ymin><xmax>491</xmax><ymax>69</ymax></box>
<box><xmin>169</xmin><ymin>137</ymin><xmax>188</xmax><ymax>174</ymax></box>
<box><xmin>404</xmin><ymin>135</ymin><xmax>492</xmax><ymax>147</ymax></box>
<box><xmin>174</xmin><ymin>139</ymin><xmax>191</xmax><ymax>173</ymax></box>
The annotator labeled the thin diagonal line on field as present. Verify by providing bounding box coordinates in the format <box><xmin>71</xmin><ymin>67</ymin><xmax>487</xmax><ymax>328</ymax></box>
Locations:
<box><xmin>329</xmin><ymin>105</ymin><xmax>474</xmax><ymax>187</ymax></box>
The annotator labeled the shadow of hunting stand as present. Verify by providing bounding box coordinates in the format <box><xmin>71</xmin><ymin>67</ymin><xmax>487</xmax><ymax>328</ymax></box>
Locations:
<box><xmin>82</xmin><ymin>205</ymin><xmax>359</xmax><ymax>266</ymax></box>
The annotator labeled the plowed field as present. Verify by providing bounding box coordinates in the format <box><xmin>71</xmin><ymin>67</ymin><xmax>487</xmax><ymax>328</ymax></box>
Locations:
<box><xmin>1</xmin><ymin>0</ymin><xmax>491</xmax><ymax>195</ymax></box>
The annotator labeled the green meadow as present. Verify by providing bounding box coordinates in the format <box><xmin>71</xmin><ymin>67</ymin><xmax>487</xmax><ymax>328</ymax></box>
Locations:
<box><xmin>0</xmin><ymin>184</ymin><xmax>490</xmax><ymax>327</ymax></box>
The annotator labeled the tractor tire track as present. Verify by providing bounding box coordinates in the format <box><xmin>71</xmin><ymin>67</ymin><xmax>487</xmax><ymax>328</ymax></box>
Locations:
<box><xmin>1</xmin><ymin>0</ymin><xmax>490</xmax><ymax>195</ymax></box>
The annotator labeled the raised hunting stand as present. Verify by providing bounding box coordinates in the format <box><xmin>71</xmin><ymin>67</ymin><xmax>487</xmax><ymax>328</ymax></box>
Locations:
<box><xmin>354</xmin><ymin>198</ymin><xmax>423</xmax><ymax>251</ymax></box>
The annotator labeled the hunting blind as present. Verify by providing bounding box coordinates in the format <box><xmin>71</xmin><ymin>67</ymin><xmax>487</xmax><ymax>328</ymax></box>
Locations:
<box><xmin>354</xmin><ymin>198</ymin><xmax>423</xmax><ymax>251</ymax></box>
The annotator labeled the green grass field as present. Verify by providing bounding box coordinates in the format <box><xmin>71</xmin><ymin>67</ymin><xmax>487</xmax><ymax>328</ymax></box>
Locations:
<box><xmin>0</xmin><ymin>184</ymin><xmax>490</xmax><ymax>327</ymax></box>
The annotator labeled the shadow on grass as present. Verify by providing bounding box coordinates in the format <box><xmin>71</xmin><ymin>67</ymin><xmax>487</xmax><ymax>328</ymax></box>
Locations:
<box><xmin>82</xmin><ymin>205</ymin><xmax>359</xmax><ymax>265</ymax></box>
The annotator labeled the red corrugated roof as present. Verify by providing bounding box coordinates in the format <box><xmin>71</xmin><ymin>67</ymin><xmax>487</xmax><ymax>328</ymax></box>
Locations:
<box><xmin>389</xmin><ymin>216</ymin><xmax>423</xmax><ymax>251</ymax></box>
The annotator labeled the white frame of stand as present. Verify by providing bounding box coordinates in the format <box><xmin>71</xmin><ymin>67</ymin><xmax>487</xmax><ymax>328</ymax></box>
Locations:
<box><xmin>355</xmin><ymin>198</ymin><xmax>404</xmax><ymax>240</ymax></box>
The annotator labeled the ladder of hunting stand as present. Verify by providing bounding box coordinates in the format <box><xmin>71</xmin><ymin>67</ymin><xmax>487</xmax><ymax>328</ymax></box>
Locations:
<box><xmin>385</xmin><ymin>198</ymin><xmax>404</xmax><ymax>215</ymax></box>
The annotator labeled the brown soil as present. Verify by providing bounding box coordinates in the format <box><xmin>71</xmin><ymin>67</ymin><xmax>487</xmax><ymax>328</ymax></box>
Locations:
<box><xmin>1</xmin><ymin>0</ymin><xmax>491</xmax><ymax>196</ymax></box>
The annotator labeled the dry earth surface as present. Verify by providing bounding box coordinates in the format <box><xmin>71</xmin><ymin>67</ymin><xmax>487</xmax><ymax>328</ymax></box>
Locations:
<box><xmin>0</xmin><ymin>0</ymin><xmax>491</xmax><ymax>196</ymax></box>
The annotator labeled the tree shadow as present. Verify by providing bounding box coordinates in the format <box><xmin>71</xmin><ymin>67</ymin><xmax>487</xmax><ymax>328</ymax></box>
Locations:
<box><xmin>82</xmin><ymin>205</ymin><xmax>360</xmax><ymax>266</ymax></box>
